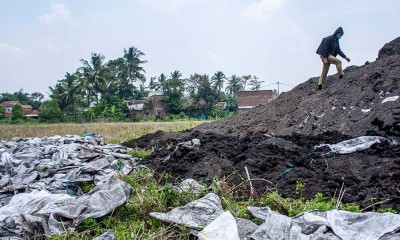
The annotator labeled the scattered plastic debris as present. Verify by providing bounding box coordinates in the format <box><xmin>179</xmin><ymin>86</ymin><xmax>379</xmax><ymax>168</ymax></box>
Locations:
<box><xmin>174</xmin><ymin>179</ymin><xmax>206</xmax><ymax>196</ymax></box>
<box><xmin>315</xmin><ymin>136</ymin><xmax>396</xmax><ymax>154</ymax></box>
<box><xmin>151</xmin><ymin>193</ymin><xmax>400</xmax><ymax>240</ymax></box>
<box><xmin>150</xmin><ymin>193</ymin><xmax>223</xmax><ymax>230</ymax></box>
<box><xmin>0</xmin><ymin>180</ymin><xmax>132</xmax><ymax>237</ymax></box>
<box><xmin>164</xmin><ymin>139</ymin><xmax>201</xmax><ymax>161</ymax></box>
<box><xmin>278</xmin><ymin>168</ymin><xmax>295</xmax><ymax>178</ymax></box>
<box><xmin>93</xmin><ymin>230</ymin><xmax>116</xmax><ymax>240</ymax></box>
<box><xmin>248</xmin><ymin>207</ymin><xmax>400</xmax><ymax>240</ymax></box>
<box><xmin>0</xmin><ymin>135</ymin><xmax>137</xmax><ymax>237</ymax></box>
<box><xmin>198</xmin><ymin>212</ymin><xmax>240</xmax><ymax>240</ymax></box>
<box><xmin>382</xmin><ymin>96</ymin><xmax>399</xmax><ymax>104</ymax></box>
<box><xmin>150</xmin><ymin>193</ymin><xmax>257</xmax><ymax>239</ymax></box>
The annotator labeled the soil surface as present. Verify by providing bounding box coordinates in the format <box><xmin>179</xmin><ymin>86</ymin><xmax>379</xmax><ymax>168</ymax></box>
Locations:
<box><xmin>124</xmin><ymin>37</ymin><xmax>400</xmax><ymax>209</ymax></box>
<box><xmin>194</xmin><ymin>37</ymin><xmax>400</xmax><ymax>137</ymax></box>
<box><xmin>126</xmin><ymin>130</ymin><xmax>400</xmax><ymax>210</ymax></box>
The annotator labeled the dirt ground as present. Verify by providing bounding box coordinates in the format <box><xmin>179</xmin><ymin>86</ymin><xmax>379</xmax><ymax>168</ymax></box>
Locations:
<box><xmin>194</xmin><ymin>38</ymin><xmax>400</xmax><ymax>138</ymax></box>
<box><xmin>125</xmin><ymin>130</ymin><xmax>400</xmax><ymax>210</ymax></box>
<box><xmin>124</xmin><ymin>37</ymin><xmax>400</xmax><ymax>210</ymax></box>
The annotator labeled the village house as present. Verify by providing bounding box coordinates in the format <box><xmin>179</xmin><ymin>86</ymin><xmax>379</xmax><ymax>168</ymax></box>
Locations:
<box><xmin>235</xmin><ymin>90</ymin><xmax>275</xmax><ymax>111</ymax></box>
<box><xmin>150</xmin><ymin>91</ymin><xmax>167</xmax><ymax>118</ymax></box>
<box><xmin>125</xmin><ymin>91</ymin><xmax>228</xmax><ymax>120</ymax></box>
<box><xmin>125</xmin><ymin>91</ymin><xmax>167</xmax><ymax>120</ymax></box>
<box><xmin>1</xmin><ymin>101</ymin><xmax>39</xmax><ymax>118</ymax></box>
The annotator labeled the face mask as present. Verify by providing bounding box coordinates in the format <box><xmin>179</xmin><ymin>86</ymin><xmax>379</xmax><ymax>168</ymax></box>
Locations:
<box><xmin>336</xmin><ymin>34</ymin><xmax>342</xmax><ymax>40</ymax></box>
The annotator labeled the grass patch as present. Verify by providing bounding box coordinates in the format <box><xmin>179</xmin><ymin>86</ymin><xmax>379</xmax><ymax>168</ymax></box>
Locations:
<box><xmin>50</xmin><ymin>168</ymin><xmax>199</xmax><ymax>240</ymax></box>
<box><xmin>0</xmin><ymin>121</ymin><xmax>202</xmax><ymax>144</ymax></box>
<box><xmin>128</xmin><ymin>148</ymin><xmax>154</xmax><ymax>159</ymax></box>
<box><xmin>48</xmin><ymin>169</ymin><xmax>368</xmax><ymax>240</ymax></box>
<box><xmin>81</xmin><ymin>182</ymin><xmax>96</xmax><ymax>193</ymax></box>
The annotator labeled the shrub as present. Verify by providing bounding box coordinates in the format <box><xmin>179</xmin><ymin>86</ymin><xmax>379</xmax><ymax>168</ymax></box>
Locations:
<box><xmin>0</xmin><ymin>105</ymin><xmax>5</xmax><ymax>119</ymax></box>
<box><xmin>146</xmin><ymin>116</ymin><xmax>156</xmax><ymax>122</ymax></box>
<box><xmin>11</xmin><ymin>104</ymin><xmax>23</xmax><ymax>121</ymax></box>
<box><xmin>39</xmin><ymin>100</ymin><xmax>63</xmax><ymax>123</ymax></box>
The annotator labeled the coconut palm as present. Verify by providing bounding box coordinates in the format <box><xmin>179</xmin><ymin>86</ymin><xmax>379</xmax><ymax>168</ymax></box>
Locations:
<box><xmin>79</xmin><ymin>53</ymin><xmax>111</xmax><ymax>104</ymax></box>
<box><xmin>49</xmin><ymin>83</ymin><xmax>66</xmax><ymax>109</ymax></box>
<box><xmin>249</xmin><ymin>75</ymin><xmax>264</xmax><ymax>90</ymax></box>
<box><xmin>170</xmin><ymin>70</ymin><xmax>183</xmax><ymax>80</ymax></box>
<box><xmin>225</xmin><ymin>75</ymin><xmax>244</xmax><ymax>94</ymax></box>
<box><xmin>148</xmin><ymin>77</ymin><xmax>159</xmax><ymax>90</ymax></box>
<box><xmin>241</xmin><ymin>75</ymin><xmax>252</xmax><ymax>90</ymax></box>
<box><xmin>123</xmin><ymin>47</ymin><xmax>147</xmax><ymax>84</ymax></box>
<box><xmin>211</xmin><ymin>71</ymin><xmax>226</xmax><ymax>93</ymax></box>
<box><xmin>157</xmin><ymin>73</ymin><xmax>167</xmax><ymax>91</ymax></box>
<box><xmin>58</xmin><ymin>72</ymin><xmax>80</xmax><ymax>110</ymax></box>
<box><xmin>186</xmin><ymin>73</ymin><xmax>202</xmax><ymax>96</ymax></box>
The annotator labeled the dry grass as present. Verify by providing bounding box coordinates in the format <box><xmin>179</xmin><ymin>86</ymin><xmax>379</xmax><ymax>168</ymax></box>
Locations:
<box><xmin>0</xmin><ymin>121</ymin><xmax>203</xmax><ymax>144</ymax></box>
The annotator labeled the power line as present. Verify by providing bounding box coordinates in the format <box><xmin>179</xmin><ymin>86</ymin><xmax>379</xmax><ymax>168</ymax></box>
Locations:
<box><xmin>263</xmin><ymin>81</ymin><xmax>295</xmax><ymax>94</ymax></box>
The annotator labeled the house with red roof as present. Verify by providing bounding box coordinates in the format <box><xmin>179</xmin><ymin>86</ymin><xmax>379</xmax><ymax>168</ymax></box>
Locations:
<box><xmin>1</xmin><ymin>101</ymin><xmax>39</xmax><ymax>118</ymax></box>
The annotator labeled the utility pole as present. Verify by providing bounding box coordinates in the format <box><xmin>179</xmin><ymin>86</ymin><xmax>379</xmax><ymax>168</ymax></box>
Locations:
<box><xmin>277</xmin><ymin>81</ymin><xmax>280</xmax><ymax>95</ymax></box>
<box><xmin>264</xmin><ymin>81</ymin><xmax>294</xmax><ymax>95</ymax></box>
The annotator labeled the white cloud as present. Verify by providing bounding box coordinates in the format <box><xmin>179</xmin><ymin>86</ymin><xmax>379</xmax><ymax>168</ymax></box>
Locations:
<box><xmin>39</xmin><ymin>2</ymin><xmax>71</xmax><ymax>24</ymax></box>
<box><xmin>0</xmin><ymin>43</ymin><xmax>23</xmax><ymax>59</ymax></box>
<box><xmin>244</xmin><ymin>0</ymin><xmax>285</xmax><ymax>22</ymax></box>
<box><xmin>0</xmin><ymin>43</ymin><xmax>22</xmax><ymax>53</ymax></box>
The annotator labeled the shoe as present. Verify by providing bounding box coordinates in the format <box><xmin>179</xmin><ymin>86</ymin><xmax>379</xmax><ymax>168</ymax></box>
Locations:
<box><xmin>339</xmin><ymin>75</ymin><xmax>344</xmax><ymax>79</ymax></box>
<box><xmin>317</xmin><ymin>85</ymin><xmax>322</xmax><ymax>91</ymax></box>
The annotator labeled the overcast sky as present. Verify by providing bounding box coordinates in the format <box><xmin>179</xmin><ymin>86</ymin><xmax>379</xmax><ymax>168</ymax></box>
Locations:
<box><xmin>1</xmin><ymin>0</ymin><xmax>399</xmax><ymax>96</ymax></box>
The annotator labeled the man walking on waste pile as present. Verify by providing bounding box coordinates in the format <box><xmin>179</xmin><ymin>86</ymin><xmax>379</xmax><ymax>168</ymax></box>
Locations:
<box><xmin>316</xmin><ymin>27</ymin><xmax>351</xmax><ymax>91</ymax></box>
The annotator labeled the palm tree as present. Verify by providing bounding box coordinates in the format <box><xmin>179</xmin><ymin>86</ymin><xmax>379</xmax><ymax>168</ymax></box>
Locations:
<box><xmin>170</xmin><ymin>70</ymin><xmax>182</xmax><ymax>80</ymax></box>
<box><xmin>157</xmin><ymin>73</ymin><xmax>167</xmax><ymax>91</ymax></box>
<box><xmin>249</xmin><ymin>76</ymin><xmax>264</xmax><ymax>90</ymax></box>
<box><xmin>107</xmin><ymin>57</ymin><xmax>133</xmax><ymax>99</ymax></box>
<box><xmin>30</xmin><ymin>92</ymin><xmax>44</xmax><ymax>102</ymax></box>
<box><xmin>225</xmin><ymin>75</ymin><xmax>244</xmax><ymax>94</ymax></box>
<box><xmin>123</xmin><ymin>47</ymin><xmax>147</xmax><ymax>84</ymax></box>
<box><xmin>79</xmin><ymin>53</ymin><xmax>111</xmax><ymax>104</ymax></box>
<box><xmin>148</xmin><ymin>77</ymin><xmax>159</xmax><ymax>90</ymax></box>
<box><xmin>186</xmin><ymin>73</ymin><xmax>202</xmax><ymax>96</ymax></box>
<box><xmin>59</xmin><ymin>72</ymin><xmax>80</xmax><ymax>110</ymax></box>
<box><xmin>162</xmin><ymin>71</ymin><xmax>185</xmax><ymax>114</ymax></box>
<box><xmin>49</xmin><ymin>83</ymin><xmax>66</xmax><ymax>109</ymax></box>
<box><xmin>211</xmin><ymin>71</ymin><xmax>226</xmax><ymax>92</ymax></box>
<box><xmin>241</xmin><ymin>75</ymin><xmax>252</xmax><ymax>90</ymax></box>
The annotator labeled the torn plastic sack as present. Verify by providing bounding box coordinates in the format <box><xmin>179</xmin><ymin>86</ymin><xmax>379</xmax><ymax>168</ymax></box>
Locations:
<box><xmin>151</xmin><ymin>193</ymin><xmax>258</xmax><ymax>239</ymax></box>
<box><xmin>0</xmin><ymin>134</ymin><xmax>137</xmax><ymax>205</ymax></box>
<box><xmin>92</xmin><ymin>230</ymin><xmax>116</xmax><ymax>240</ymax></box>
<box><xmin>198</xmin><ymin>211</ymin><xmax>240</xmax><ymax>240</ymax></box>
<box><xmin>164</xmin><ymin>139</ymin><xmax>201</xmax><ymax>161</ymax></box>
<box><xmin>0</xmin><ymin>179</ymin><xmax>133</xmax><ymax>237</ymax></box>
<box><xmin>314</xmin><ymin>136</ymin><xmax>396</xmax><ymax>154</ymax></box>
<box><xmin>173</xmin><ymin>179</ymin><xmax>205</xmax><ymax>196</ymax></box>
<box><xmin>150</xmin><ymin>193</ymin><xmax>223</xmax><ymax>229</ymax></box>
<box><xmin>247</xmin><ymin>206</ymin><xmax>400</xmax><ymax>240</ymax></box>
<box><xmin>327</xmin><ymin>210</ymin><xmax>400</xmax><ymax>240</ymax></box>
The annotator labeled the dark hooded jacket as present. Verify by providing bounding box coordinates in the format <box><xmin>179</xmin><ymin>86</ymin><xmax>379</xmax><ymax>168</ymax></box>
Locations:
<box><xmin>316</xmin><ymin>27</ymin><xmax>347</xmax><ymax>59</ymax></box>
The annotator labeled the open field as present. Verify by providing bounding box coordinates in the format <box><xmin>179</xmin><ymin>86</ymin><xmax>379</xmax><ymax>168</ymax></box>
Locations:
<box><xmin>0</xmin><ymin>121</ymin><xmax>204</xmax><ymax>144</ymax></box>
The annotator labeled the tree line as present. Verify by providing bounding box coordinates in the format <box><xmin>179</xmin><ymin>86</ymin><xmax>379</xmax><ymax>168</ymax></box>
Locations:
<box><xmin>1</xmin><ymin>46</ymin><xmax>264</xmax><ymax>122</ymax></box>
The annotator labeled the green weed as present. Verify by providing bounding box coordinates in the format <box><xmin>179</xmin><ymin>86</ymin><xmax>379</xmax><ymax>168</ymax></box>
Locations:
<box><xmin>81</xmin><ymin>181</ymin><xmax>96</xmax><ymax>193</ymax></box>
<box><xmin>128</xmin><ymin>148</ymin><xmax>154</xmax><ymax>159</ymax></box>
